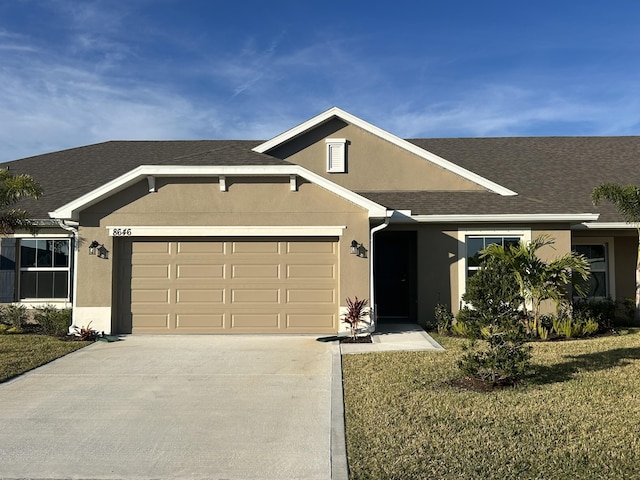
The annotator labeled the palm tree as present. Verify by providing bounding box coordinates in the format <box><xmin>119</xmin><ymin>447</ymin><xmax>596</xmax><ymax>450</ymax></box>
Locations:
<box><xmin>481</xmin><ymin>235</ymin><xmax>590</xmax><ymax>336</ymax></box>
<box><xmin>0</xmin><ymin>168</ymin><xmax>43</xmax><ymax>234</ymax></box>
<box><xmin>592</xmin><ymin>183</ymin><xmax>640</xmax><ymax>323</ymax></box>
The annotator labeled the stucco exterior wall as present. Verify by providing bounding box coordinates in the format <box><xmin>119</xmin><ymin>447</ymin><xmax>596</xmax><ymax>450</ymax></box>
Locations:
<box><xmin>407</xmin><ymin>223</ymin><xmax>575</xmax><ymax>326</ymax></box>
<box><xmin>74</xmin><ymin>176</ymin><xmax>371</xmax><ymax>333</ymax></box>
<box><xmin>269</xmin><ymin>119</ymin><xmax>485</xmax><ymax>192</ymax></box>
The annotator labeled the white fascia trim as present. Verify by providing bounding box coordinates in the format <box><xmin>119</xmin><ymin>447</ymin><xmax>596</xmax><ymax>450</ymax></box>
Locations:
<box><xmin>107</xmin><ymin>225</ymin><xmax>346</xmax><ymax>237</ymax></box>
<box><xmin>49</xmin><ymin>164</ymin><xmax>388</xmax><ymax>220</ymax></box>
<box><xmin>574</xmin><ymin>222</ymin><xmax>637</xmax><ymax>230</ymax></box>
<box><xmin>413</xmin><ymin>213</ymin><xmax>600</xmax><ymax>223</ymax></box>
<box><xmin>252</xmin><ymin>107</ymin><xmax>517</xmax><ymax>196</ymax></box>
<box><xmin>10</xmin><ymin>232</ymin><xmax>73</xmax><ymax>238</ymax></box>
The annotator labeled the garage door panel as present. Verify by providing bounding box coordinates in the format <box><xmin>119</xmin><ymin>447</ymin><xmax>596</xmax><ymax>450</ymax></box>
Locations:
<box><xmin>287</xmin><ymin>289</ymin><xmax>335</xmax><ymax>304</ymax></box>
<box><xmin>132</xmin><ymin>265</ymin><xmax>170</xmax><ymax>279</ymax></box>
<box><xmin>286</xmin><ymin>241</ymin><xmax>335</xmax><ymax>254</ymax></box>
<box><xmin>176</xmin><ymin>289</ymin><xmax>225</xmax><ymax>304</ymax></box>
<box><xmin>231</xmin><ymin>288</ymin><xmax>280</xmax><ymax>304</ymax></box>
<box><xmin>131</xmin><ymin>289</ymin><xmax>169</xmax><ymax>304</ymax></box>
<box><xmin>132</xmin><ymin>242</ymin><xmax>171</xmax><ymax>254</ymax></box>
<box><xmin>133</xmin><ymin>314</ymin><xmax>170</xmax><ymax>329</ymax></box>
<box><xmin>177</xmin><ymin>241</ymin><xmax>224</xmax><ymax>254</ymax></box>
<box><xmin>232</xmin><ymin>264</ymin><xmax>280</xmax><ymax>279</ymax></box>
<box><xmin>176</xmin><ymin>314</ymin><xmax>225</xmax><ymax>329</ymax></box>
<box><xmin>231</xmin><ymin>313</ymin><xmax>280</xmax><ymax>328</ymax></box>
<box><xmin>126</xmin><ymin>238</ymin><xmax>338</xmax><ymax>334</ymax></box>
<box><xmin>232</xmin><ymin>241</ymin><xmax>280</xmax><ymax>254</ymax></box>
<box><xmin>177</xmin><ymin>264</ymin><xmax>225</xmax><ymax>279</ymax></box>
<box><xmin>287</xmin><ymin>264</ymin><xmax>335</xmax><ymax>279</ymax></box>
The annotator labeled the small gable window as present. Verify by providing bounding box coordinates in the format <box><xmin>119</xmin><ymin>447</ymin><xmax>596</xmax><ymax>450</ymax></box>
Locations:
<box><xmin>326</xmin><ymin>138</ymin><xmax>347</xmax><ymax>173</ymax></box>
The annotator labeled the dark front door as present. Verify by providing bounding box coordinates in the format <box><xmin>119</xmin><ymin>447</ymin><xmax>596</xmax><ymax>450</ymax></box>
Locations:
<box><xmin>374</xmin><ymin>230</ymin><xmax>417</xmax><ymax>322</ymax></box>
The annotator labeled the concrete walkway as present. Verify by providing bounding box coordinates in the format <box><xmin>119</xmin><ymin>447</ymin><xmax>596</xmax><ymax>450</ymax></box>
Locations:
<box><xmin>340</xmin><ymin>323</ymin><xmax>444</xmax><ymax>354</ymax></box>
<box><xmin>0</xmin><ymin>335</ymin><xmax>343</xmax><ymax>480</ymax></box>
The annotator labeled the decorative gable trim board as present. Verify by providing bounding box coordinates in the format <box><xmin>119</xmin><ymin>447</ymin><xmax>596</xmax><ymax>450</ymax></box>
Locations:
<box><xmin>253</xmin><ymin>107</ymin><xmax>517</xmax><ymax>197</ymax></box>
<box><xmin>48</xmin><ymin>164</ymin><xmax>388</xmax><ymax>220</ymax></box>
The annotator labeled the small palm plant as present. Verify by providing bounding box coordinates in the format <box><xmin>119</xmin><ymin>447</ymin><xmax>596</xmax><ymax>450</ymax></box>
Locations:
<box><xmin>343</xmin><ymin>297</ymin><xmax>369</xmax><ymax>340</ymax></box>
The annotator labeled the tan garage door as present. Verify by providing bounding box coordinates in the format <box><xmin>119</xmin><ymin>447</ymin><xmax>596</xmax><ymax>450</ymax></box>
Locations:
<box><xmin>119</xmin><ymin>238</ymin><xmax>339</xmax><ymax>334</ymax></box>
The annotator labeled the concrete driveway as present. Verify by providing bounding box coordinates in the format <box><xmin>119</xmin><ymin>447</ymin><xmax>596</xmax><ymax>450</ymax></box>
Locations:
<box><xmin>0</xmin><ymin>335</ymin><xmax>344</xmax><ymax>480</ymax></box>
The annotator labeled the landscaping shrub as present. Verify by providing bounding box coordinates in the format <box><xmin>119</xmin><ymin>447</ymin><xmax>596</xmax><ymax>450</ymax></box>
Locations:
<box><xmin>616</xmin><ymin>297</ymin><xmax>636</xmax><ymax>325</ymax></box>
<box><xmin>462</xmin><ymin>256</ymin><xmax>521</xmax><ymax>323</ymax></box>
<box><xmin>573</xmin><ymin>297</ymin><xmax>615</xmax><ymax>330</ymax></box>
<box><xmin>0</xmin><ymin>304</ymin><xmax>29</xmax><ymax>328</ymax></box>
<box><xmin>451</xmin><ymin>307</ymin><xmax>481</xmax><ymax>337</ymax></box>
<box><xmin>33</xmin><ymin>306</ymin><xmax>71</xmax><ymax>337</ymax></box>
<box><xmin>458</xmin><ymin>328</ymin><xmax>532</xmax><ymax>387</ymax></box>
<box><xmin>433</xmin><ymin>304</ymin><xmax>453</xmax><ymax>334</ymax></box>
<box><xmin>550</xmin><ymin>304</ymin><xmax>601</xmax><ymax>338</ymax></box>
<box><xmin>342</xmin><ymin>297</ymin><xmax>369</xmax><ymax>340</ymax></box>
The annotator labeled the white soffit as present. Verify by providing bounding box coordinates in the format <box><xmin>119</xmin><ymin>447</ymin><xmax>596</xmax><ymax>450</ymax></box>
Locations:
<box><xmin>48</xmin><ymin>164</ymin><xmax>388</xmax><ymax>220</ymax></box>
<box><xmin>252</xmin><ymin>107</ymin><xmax>518</xmax><ymax>197</ymax></box>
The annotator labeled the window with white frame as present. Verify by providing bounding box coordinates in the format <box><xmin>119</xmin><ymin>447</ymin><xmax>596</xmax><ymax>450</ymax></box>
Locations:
<box><xmin>572</xmin><ymin>243</ymin><xmax>609</xmax><ymax>298</ymax></box>
<box><xmin>458</xmin><ymin>229</ymin><xmax>530</xmax><ymax>307</ymax></box>
<box><xmin>19</xmin><ymin>239</ymin><xmax>70</xmax><ymax>299</ymax></box>
<box><xmin>466</xmin><ymin>235</ymin><xmax>521</xmax><ymax>279</ymax></box>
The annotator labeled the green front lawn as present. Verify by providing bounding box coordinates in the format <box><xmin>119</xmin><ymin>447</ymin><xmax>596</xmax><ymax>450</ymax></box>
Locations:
<box><xmin>0</xmin><ymin>334</ymin><xmax>91</xmax><ymax>383</ymax></box>
<box><xmin>342</xmin><ymin>331</ymin><xmax>640</xmax><ymax>479</ymax></box>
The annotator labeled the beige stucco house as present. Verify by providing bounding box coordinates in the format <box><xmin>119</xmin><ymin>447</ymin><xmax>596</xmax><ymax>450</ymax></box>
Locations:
<box><xmin>1</xmin><ymin>107</ymin><xmax>638</xmax><ymax>334</ymax></box>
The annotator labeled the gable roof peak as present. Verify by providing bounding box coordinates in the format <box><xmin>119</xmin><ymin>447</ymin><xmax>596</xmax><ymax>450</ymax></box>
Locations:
<box><xmin>253</xmin><ymin>107</ymin><xmax>517</xmax><ymax>197</ymax></box>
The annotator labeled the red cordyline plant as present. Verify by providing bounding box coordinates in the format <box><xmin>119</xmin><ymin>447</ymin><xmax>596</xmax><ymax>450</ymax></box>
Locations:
<box><xmin>343</xmin><ymin>297</ymin><xmax>369</xmax><ymax>339</ymax></box>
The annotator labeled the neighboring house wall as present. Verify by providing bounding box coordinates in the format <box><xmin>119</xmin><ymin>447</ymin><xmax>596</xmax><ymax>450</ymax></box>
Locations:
<box><xmin>74</xmin><ymin>176</ymin><xmax>371</xmax><ymax>333</ymax></box>
<box><xmin>268</xmin><ymin>119</ymin><xmax>486</xmax><ymax>192</ymax></box>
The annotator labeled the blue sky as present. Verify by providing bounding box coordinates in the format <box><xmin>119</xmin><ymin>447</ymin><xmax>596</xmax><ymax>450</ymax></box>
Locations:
<box><xmin>1</xmin><ymin>0</ymin><xmax>639</xmax><ymax>162</ymax></box>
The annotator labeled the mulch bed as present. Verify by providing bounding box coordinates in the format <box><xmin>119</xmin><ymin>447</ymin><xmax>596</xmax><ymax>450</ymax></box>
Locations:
<box><xmin>339</xmin><ymin>335</ymin><xmax>373</xmax><ymax>344</ymax></box>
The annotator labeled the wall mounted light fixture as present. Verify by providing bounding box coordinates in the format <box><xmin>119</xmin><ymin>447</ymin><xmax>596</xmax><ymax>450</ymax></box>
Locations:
<box><xmin>89</xmin><ymin>240</ymin><xmax>100</xmax><ymax>255</ymax></box>
<box><xmin>350</xmin><ymin>240</ymin><xmax>367</xmax><ymax>258</ymax></box>
<box><xmin>97</xmin><ymin>245</ymin><xmax>109</xmax><ymax>260</ymax></box>
<box><xmin>89</xmin><ymin>240</ymin><xmax>109</xmax><ymax>259</ymax></box>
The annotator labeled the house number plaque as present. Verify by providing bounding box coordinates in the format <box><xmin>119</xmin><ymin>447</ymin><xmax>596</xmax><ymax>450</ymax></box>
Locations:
<box><xmin>109</xmin><ymin>228</ymin><xmax>133</xmax><ymax>236</ymax></box>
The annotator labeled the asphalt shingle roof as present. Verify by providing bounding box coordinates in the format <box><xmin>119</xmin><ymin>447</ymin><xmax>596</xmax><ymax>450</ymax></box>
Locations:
<box><xmin>4</xmin><ymin>136</ymin><xmax>639</xmax><ymax>222</ymax></box>
<box><xmin>404</xmin><ymin>136</ymin><xmax>640</xmax><ymax>221</ymax></box>
<box><xmin>4</xmin><ymin>140</ymin><xmax>288</xmax><ymax>217</ymax></box>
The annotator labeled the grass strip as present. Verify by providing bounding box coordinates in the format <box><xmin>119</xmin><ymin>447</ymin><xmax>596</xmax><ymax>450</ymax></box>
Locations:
<box><xmin>0</xmin><ymin>334</ymin><xmax>91</xmax><ymax>383</ymax></box>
